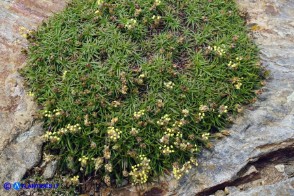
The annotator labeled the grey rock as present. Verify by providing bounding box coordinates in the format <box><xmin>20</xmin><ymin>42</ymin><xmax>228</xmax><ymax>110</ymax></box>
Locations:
<box><xmin>275</xmin><ymin>164</ymin><xmax>285</xmax><ymax>173</ymax></box>
<box><xmin>228</xmin><ymin>178</ymin><xmax>294</xmax><ymax>196</ymax></box>
<box><xmin>224</xmin><ymin>186</ymin><xmax>239</xmax><ymax>195</ymax></box>
<box><xmin>42</xmin><ymin>160</ymin><xmax>58</xmax><ymax>179</ymax></box>
<box><xmin>0</xmin><ymin>122</ymin><xmax>43</xmax><ymax>195</ymax></box>
<box><xmin>241</xmin><ymin>166</ymin><xmax>258</xmax><ymax>178</ymax></box>
<box><xmin>214</xmin><ymin>190</ymin><xmax>226</xmax><ymax>196</ymax></box>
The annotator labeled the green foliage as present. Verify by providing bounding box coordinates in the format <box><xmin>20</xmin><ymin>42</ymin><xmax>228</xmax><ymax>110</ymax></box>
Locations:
<box><xmin>21</xmin><ymin>0</ymin><xmax>263</xmax><ymax>186</ymax></box>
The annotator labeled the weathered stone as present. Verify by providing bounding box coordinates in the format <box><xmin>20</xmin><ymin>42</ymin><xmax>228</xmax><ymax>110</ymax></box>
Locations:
<box><xmin>224</xmin><ymin>186</ymin><xmax>239</xmax><ymax>195</ymax></box>
<box><xmin>0</xmin><ymin>122</ymin><xmax>43</xmax><ymax>194</ymax></box>
<box><xmin>214</xmin><ymin>190</ymin><xmax>226</xmax><ymax>196</ymax></box>
<box><xmin>275</xmin><ymin>164</ymin><xmax>285</xmax><ymax>173</ymax></box>
<box><xmin>0</xmin><ymin>0</ymin><xmax>66</xmax><ymax>195</ymax></box>
<box><xmin>228</xmin><ymin>178</ymin><xmax>294</xmax><ymax>196</ymax></box>
<box><xmin>42</xmin><ymin>160</ymin><xmax>58</xmax><ymax>179</ymax></box>
<box><xmin>241</xmin><ymin>166</ymin><xmax>258</xmax><ymax>178</ymax></box>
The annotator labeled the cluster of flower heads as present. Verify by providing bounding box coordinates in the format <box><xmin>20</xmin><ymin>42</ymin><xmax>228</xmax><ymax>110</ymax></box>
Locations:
<box><xmin>93</xmin><ymin>157</ymin><xmax>104</xmax><ymax>170</ymax></box>
<box><xmin>130</xmin><ymin>127</ymin><xmax>139</xmax><ymax>136</ymax></box>
<box><xmin>43</xmin><ymin>123</ymin><xmax>81</xmax><ymax>143</ymax></box>
<box><xmin>94</xmin><ymin>0</ymin><xmax>163</xmax><ymax>30</ymax></box>
<box><xmin>164</xmin><ymin>81</ymin><xmax>175</xmax><ymax>89</ymax></box>
<box><xmin>19</xmin><ymin>26</ymin><xmax>33</xmax><ymax>39</ymax></box>
<box><xmin>232</xmin><ymin>77</ymin><xmax>243</xmax><ymax>90</ymax></box>
<box><xmin>97</xmin><ymin>0</ymin><xmax>103</xmax><ymax>6</ymax></box>
<box><xmin>154</xmin><ymin>0</ymin><xmax>161</xmax><ymax>6</ymax></box>
<box><xmin>43</xmin><ymin>131</ymin><xmax>61</xmax><ymax>143</ymax></box>
<box><xmin>201</xmin><ymin>133</ymin><xmax>210</xmax><ymax>140</ymax></box>
<box><xmin>152</xmin><ymin>15</ymin><xmax>161</xmax><ymax>25</ymax></box>
<box><xmin>120</xmin><ymin>71</ymin><xmax>128</xmax><ymax>94</ymax></box>
<box><xmin>157</xmin><ymin>114</ymin><xmax>199</xmax><ymax>156</ymax></box>
<box><xmin>43</xmin><ymin>153</ymin><xmax>56</xmax><ymax>163</ymax></box>
<box><xmin>160</xmin><ymin>126</ymin><xmax>180</xmax><ymax>143</ymax></box>
<box><xmin>125</xmin><ymin>19</ymin><xmax>137</xmax><ymax>30</ymax></box>
<box><xmin>74</xmin><ymin>144</ymin><xmax>115</xmax><ymax>185</ymax></box>
<box><xmin>157</xmin><ymin>114</ymin><xmax>171</xmax><ymax>125</ymax></box>
<box><xmin>62</xmin><ymin>70</ymin><xmax>68</xmax><ymax>80</ymax></box>
<box><xmin>172</xmin><ymin>130</ymin><xmax>199</xmax><ymax>153</ymax></box>
<box><xmin>78</xmin><ymin>155</ymin><xmax>89</xmax><ymax>167</ymax></box>
<box><xmin>235</xmin><ymin>104</ymin><xmax>244</xmax><ymax>113</ymax></box>
<box><xmin>194</xmin><ymin>105</ymin><xmax>209</xmax><ymax>122</ymax></box>
<box><xmin>134</xmin><ymin>73</ymin><xmax>146</xmax><ymax>85</ymax></box>
<box><xmin>172</xmin><ymin>119</ymin><xmax>185</xmax><ymax>128</ymax></box>
<box><xmin>181</xmin><ymin>109</ymin><xmax>189</xmax><ymax>117</ymax></box>
<box><xmin>104</xmin><ymin>163</ymin><xmax>113</xmax><ymax>173</ymax></box>
<box><xmin>58</xmin><ymin>124</ymin><xmax>81</xmax><ymax>136</ymax></box>
<box><xmin>134</xmin><ymin>109</ymin><xmax>145</xmax><ymax>119</ymax></box>
<box><xmin>228</xmin><ymin>61</ymin><xmax>238</xmax><ymax>69</ymax></box>
<box><xmin>28</xmin><ymin>91</ymin><xmax>35</xmax><ymax>97</ymax></box>
<box><xmin>227</xmin><ymin>61</ymin><xmax>238</xmax><ymax>69</ymax></box>
<box><xmin>43</xmin><ymin>108</ymin><xmax>63</xmax><ymax>118</ymax></box>
<box><xmin>111</xmin><ymin>100</ymin><xmax>121</xmax><ymax>108</ymax></box>
<box><xmin>79</xmin><ymin>154</ymin><xmax>112</xmax><ymax>173</ymax></box>
<box><xmin>161</xmin><ymin>127</ymin><xmax>177</xmax><ymax>138</ymax></box>
<box><xmin>179</xmin><ymin>141</ymin><xmax>194</xmax><ymax>151</ymax></box>
<box><xmin>156</xmin><ymin>99</ymin><xmax>164</xmax><ymax>108</ymax></box>
<box><xmin>103</xmin><ymin>145</ymin><xmax>111</xmax><ymax>159</ymax></box>
<box><xmin>107</xmin><ymin>126</ymin><xmax>122</xmax><ymax>142</ymax></box>
<box><xmin>110</xmin><ymin>117</ymin><xmax>119</xmax><ymax>125</ymax></box>
<box><xmin>218</xmin><ymin>105</ymin><xmax>228</xmax><ymax>117</ymax></box>
<box><xmin>69</xmin><ymin>151</ymin><xmax>198</xmax><ymax>186</ymax></box>
<box><xmin>228</xmin><ymin>57</ymin><xmax>243</xmax><ymax>69</ymax></box>
<box><xmin>159</xmin><ymin>144</ymin><xmax>175</xmax><ymax>155</ymax></box>
<box><xmin>69</xmin><ymin>175</ymin><xmax>79</xmax><ymax>185</ymax></box>
<box><xmin>207</xmin><ymin>45</ymin><xmax>226</xmax><ymax>56</ymax></box>
<box><xmin>84</xmin><ymin>114</ymin><xmax>91</xmax><ymax>126</ymax></box>
<box><xmin>196</xmin><ymin>112</ymin><xmax>205</xmax><ymax>122</ymax></box>
<box><xmin>129</xmin><ymin>155</ymin><xmax>151</xmax><ymax>185</ymax></box>
<box><xmin>172</xmin><ymin>157</ymin><xmax>198</xmax><ymax>180</ymax></box>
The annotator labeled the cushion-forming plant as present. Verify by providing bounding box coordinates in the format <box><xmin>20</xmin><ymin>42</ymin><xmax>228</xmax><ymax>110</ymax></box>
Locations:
<box><xmin>21</xmin><ymin>0</ymin><xmax>264</xmax><ymax>186</ymax></box>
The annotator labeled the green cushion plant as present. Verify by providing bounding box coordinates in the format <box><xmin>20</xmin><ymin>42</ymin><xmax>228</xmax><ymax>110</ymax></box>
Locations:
<box><xmin>21</xmin><ymin>0</ymin><xmax>264</xmax><ymax>187</ymax></box>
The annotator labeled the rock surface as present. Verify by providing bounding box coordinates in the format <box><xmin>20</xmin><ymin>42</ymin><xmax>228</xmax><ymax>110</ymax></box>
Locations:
<box><xmin>228</xmin><ymin>178</ymin><xmax>294</xmax><ymax>196</ymax></box>
<box><xmin>42</xmin><ymin>160</ymin><xmax>58</xmax><ymax>180</ymax></box>
<box><xmin>0</xmin><ymin>0</ymin><xmax>66</xmax><ymax>195</ymax></box>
